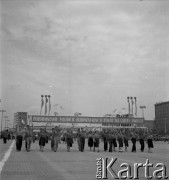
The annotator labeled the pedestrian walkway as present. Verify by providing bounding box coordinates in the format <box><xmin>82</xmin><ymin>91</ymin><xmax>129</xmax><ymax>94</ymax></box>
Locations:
<box><xmin>1</xmin><ymin>141</ymin><xmax>67</xmax><ymax>180</ymax></box>
<box><xmin>1</xmin><ymin>140</ymin><xmax>169</xmax><ymax>180</ymax></box>
<box><xmin>1</xmin><ymin>141</ymin><xmax>95</xmax><ymax>180</ymax></box>
<box><xmin>0</xmin><ymin>140</ymin><xmax>13</xmax><ymax>161</ymax></box>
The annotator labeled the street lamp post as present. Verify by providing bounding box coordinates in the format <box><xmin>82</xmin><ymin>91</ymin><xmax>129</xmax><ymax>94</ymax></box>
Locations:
<box><xmin>4</xmin><ymin>116</ymin><xmax>8</xmax><ymax>128</ymax></box>
<box><xmin>0</xmin><ymin>110</ymin><xmax>6</xmax><ymax>132</ymax></box>
<box><xmin>140</xmin><ymin>106</ymin><xmax>146</xmax><ymax>119</ymax></box>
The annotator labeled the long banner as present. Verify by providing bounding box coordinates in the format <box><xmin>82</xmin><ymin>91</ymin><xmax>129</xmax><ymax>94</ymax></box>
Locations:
<box><xmin>28</xmin><ymin>115</ymin><xmax>144</xmax><ymax>124</ymax></box>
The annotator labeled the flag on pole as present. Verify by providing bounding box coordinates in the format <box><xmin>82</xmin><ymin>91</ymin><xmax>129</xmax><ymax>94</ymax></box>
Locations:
<box><xmin>45</xmin><ymin>96</ymin><xmax>48</xmax><ymax>115</ymax></box>
<box><xmin>135</xmin><ymin>101</ymin><xmax>137</xmax><ymax>116</ymax></box>
<box><xmin>41</xmin><ymin>97</ymin><xmax>44</xmax><ymax>109</ymax></box>
<box><xmin>48</xmin><ymin>96</ymin><xmax>51</xmax><ymax>115</ymax></box>
<box><xmin>40</xmin><ymin>96</ymin><xmax>44</xmax><ymax>115</ymax></box>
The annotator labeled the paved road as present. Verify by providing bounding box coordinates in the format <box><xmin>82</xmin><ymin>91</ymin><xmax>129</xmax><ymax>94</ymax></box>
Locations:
<box><xmin>0</xmin><ymin>139</ymin><xmax>169</xmax><ymax>180</ymax></box>
<box><xmin>0</xmin><ymin>140</ymin><xmax>13</xmax><ymax>161</ymax></box>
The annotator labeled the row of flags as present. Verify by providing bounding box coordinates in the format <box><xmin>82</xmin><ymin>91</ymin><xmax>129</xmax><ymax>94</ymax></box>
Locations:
<box><xmin>40</xmin><ymin>95</ymin><xmax>51</xmax><ymax>115</ymax></box>
<box><xmin>127</xmin><ymin>97</ymin><xmax>137</xmax><ymax>116</ymax></box>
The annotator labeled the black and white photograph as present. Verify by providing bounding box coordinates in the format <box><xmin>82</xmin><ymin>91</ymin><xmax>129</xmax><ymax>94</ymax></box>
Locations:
<box><xmin>0</xmin><ymin>0</ymin><xmax>169</xmax><ymax>179</ymax></box>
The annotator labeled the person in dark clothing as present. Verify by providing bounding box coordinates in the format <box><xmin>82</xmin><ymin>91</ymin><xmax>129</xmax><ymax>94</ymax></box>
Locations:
<box><xmin>117</xmin><ymin>133</ymin><xmax>123</xmax><ymax>152</ymax></box>
<box><xmin>108</xmin><ymin>131</ymin><xmax>113</xmax><ymax>152</ymax></box>
<box><xmin>88</xmin><ymin>131</ymin><xmax>93</xmax><ymax>151</ymax></box>
<box><xmin>39</xmin><ymin>128</ymin><xmax>46</xmax><ymax>152</ymax></box>
<box><xmin>76</xmin><ymin>129</ymin><xmax>81</xmax><ymax>151</ymax></box>
<box><xmin>112</xmin><ymin>133</ymin><xmax>117</xmax><ymax>152</ymax></box>
<box><xmin>65</xmin><ymin>129</ymin><xmax>74</xmax><ymax>152</ymax></box>
<box><xmin>124</xmin><ymin>133</ymin><xmax>129</xmax><ymax>152</ymax></box>
<box><xmin>2</xmin><ymin>130</ymin><xmax>8</xmax><ymax>144</ymax></box>
<box><xmin>147</xmin><ymin>134</ymin><xmax>154</xmax><ymax>153</ymax></box>
<box><xmin>45</xmin><ymin>130</ymin><xmax>49</xmax><ymax>143</ymax></box>
<box><xmin>79</xmin><ymin>129</ymin><xmax>85</xmax><ymax>152</ymax></box>
<box><xmin>93</xmin><ymin>131</ymin><xmax>100</xmax><ymax>152</ymax></box>
<box><xmin>16</xmin><ymin>127</ymin><xmax>23</xmax><ymax>151</ymax></box>
<box><xmin>102</xmin><ymin>130</ymin><xmax>108</xmax><ymax>151</ymax></box>
<box><xmin>51</xmin><ymin>128</ymin><xmax>54</xmax><ymax>151</ymax></box>
<box><xmin>131</xmin><ymin>133</ymin><xmax>137</xmax><ymax>152</ymax></box>
<box><xmin>139</xmin><ymin>133</ymin><xmax>145</xmax><ymax>152</ymax></box>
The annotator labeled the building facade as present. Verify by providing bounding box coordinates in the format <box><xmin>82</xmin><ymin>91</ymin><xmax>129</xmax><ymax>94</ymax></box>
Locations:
<box><xmin>144</xmin><ymin>120</ymin><xmax>154</xmax><ymax>131</ymax></box>
<box><xmin>155</xmin><ymin>101</ymin><xmax>169</xmax><ymax>135</ymax></box>
<box><xmin>13</xmin><ymin>112</ymin><xmax>28</xmax><ymax>129</ymax></box>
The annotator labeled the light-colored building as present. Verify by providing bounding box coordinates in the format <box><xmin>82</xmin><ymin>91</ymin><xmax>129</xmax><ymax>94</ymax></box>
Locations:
<box><xmin>13</xmin><ymin>112</ymin><xmax>27</xmax><ymax>129</ymax></box>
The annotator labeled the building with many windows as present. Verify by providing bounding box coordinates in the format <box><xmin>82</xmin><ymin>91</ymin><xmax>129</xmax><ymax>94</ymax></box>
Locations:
<box><xmin>155</xmin><ymin>101</ymin><xmax>169</xmax><ymax>135</ymax></box>
<box><xmin>13</xmin><ymin>112</ymin><xmax>28</xmax><ymax>129</ymax></box>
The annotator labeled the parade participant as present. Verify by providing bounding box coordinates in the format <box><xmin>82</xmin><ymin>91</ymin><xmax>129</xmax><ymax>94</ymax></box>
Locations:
<box><xmin>39</xmin><ymin>128</ymin><xmax>46</xmax><ymax>152</ymax></box>
<box><xmin>139</xmin><ymin>132</ymin><xmax>145</xmax><ymax>152</ymax></box>
<box><xmin>16</xmin><ymin>127</ymin><xmax>23</xmax><ymax>151</ymax></box>
<box><xmin>65</xmin><ymin>129</ymin><xmax>74</xmax><ymax>152</ymax></box>
<box><xmin>112</xmin><ymin>131</ymin><xmax>117</xmax><ymax>152</ymax></box>
<box><xmin>147</xmin><ymin>134</ymin><xmax>154</xmax><ymax>153</ymax></box>
<box><xmin>102</xmin><ymin>129</ymin><xmax>108</xmax><ymax>151</ymax></box>
<box><xmin>123</xmin><ymin>132</ymin><xmax>129</xmax><ymax>152</ymax></box>
<box><xmin>88</xmin><ymin>131</ymin><xmax>93</xmax><ymax>151</ymax></box>
<box><xmin>76</xmin><ymin>128</ymin><xmax>81</xmax><ymax>151</ymax></box>
<box><xmin>117</xmin><ymin>132</ymin><xmax>123</xmax><ymax>152</ymax></box>
<box><xmin>2</xmin><ymin>129</ymin><xmax>8</xmax><ymax>144</ymax></box>
<box><xmin>25</xmin><ymin>125</ymin><xmax>33</xmax><ymax>152</ymax></box>
<box><xmin>108</xmin><ymin>130</ymin><xmax>113</xmax><ymax>152</ymax></box>
<box><xmin>52</xmin><ymin>126</ymin><xmax>61</xmax><ymax>152</ymax></box>
<box><xmin>45</xmin><ymin>129</ymin><xmax>49</xmax><ymax>144</ymax></box>
<box><xmin>60</xmin><ymin>133</ymin><xmax>65</xmax><ymax>144</ymax></box>
<box><xmin>79</xmin><ymin>128</ymin><xmax>86</xmax><ymax>152</ymax></box>
<box><xmin>32</xmin><ymin>132</ymin><xmax>36</xmax><ymax>143</ymax></box>
<box><xmin>93</xmin><ymin>131</ymin><xmax>100</xmax><ymax>152</ymax></box>
<box><xmin>131</xmin><ymin>132</ymin><xmax>137</xmax><ymax>152</ymax></box>
<box><xmin>51</xmin><ymin>128</ymin><xmax>54</xmax><ymax>151</ymax></box>
<box><xmin>25</xmin><ymin>136</ymin><xmax>27</xmax><ymax>150</ymax></box>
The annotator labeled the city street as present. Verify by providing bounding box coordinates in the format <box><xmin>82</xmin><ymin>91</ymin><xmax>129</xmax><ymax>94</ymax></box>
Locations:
<box><xmin>0</xmin><ymin>139</ymin><xmax>169</xmax><ymax>180</ymax></box>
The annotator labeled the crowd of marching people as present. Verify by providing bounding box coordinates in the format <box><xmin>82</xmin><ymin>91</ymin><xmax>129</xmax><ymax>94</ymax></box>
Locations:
<box><xmin>1</xmin><ymin>125</ymin><xmax>155</xmax><ymax>153</ymax></box>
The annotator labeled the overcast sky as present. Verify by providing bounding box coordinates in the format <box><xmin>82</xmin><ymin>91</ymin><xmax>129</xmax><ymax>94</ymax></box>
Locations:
<box><xmin>1</xmin><ymin>0</ymin><xmax>169</xmax><ymax>128</ymax></box>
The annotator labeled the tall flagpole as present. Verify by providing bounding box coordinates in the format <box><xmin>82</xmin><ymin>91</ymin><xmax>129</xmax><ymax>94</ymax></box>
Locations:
<box><xmin>134</xmin><ymin>97</ymin><xmax>137</xmax><ymax>117</ymax></box>
<box><xmin>45</xmin><ymin>95</ymin><xmax>48</xmax><ymax>116</ymax></box>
